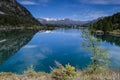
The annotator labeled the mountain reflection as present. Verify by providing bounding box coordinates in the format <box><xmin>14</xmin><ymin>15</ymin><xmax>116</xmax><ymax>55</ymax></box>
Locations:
<box><xmin>0</xmin><ymin>30</ymin><xmax>37</xmax><ymax>64</ymax></box>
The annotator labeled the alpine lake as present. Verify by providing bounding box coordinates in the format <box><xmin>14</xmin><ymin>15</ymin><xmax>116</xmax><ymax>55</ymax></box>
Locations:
<box><xmin>0</xmin><ymin>28</ymin><xmax>120</xmax><ymax>74</ymax></box>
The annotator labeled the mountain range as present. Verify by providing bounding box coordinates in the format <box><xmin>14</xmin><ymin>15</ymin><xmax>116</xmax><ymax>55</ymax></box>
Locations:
<box><xmin>38</xmin><ymin>18</ymin><xmax>90</xmax><ymax>26</ymax></box>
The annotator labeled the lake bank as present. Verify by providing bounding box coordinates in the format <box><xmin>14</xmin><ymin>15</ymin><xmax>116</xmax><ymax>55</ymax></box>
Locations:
<box><xmin>91</xmin><ymin>29</ymin><xmax>120</xmax><ymax>37</ymax></box>
<box><xmin>109</xmin><ymin>30</ymin><xmax>120</xmax><ymax>37</ymax></box>
<box><xmin>0</xmin><ymin>68</ymin><xmax>119</xmax><ymax>80</ymax></box>
<box><xmin>0</xmin><ymin>26</ymin><xmax>44</xmax><ymax>31</ymax></box>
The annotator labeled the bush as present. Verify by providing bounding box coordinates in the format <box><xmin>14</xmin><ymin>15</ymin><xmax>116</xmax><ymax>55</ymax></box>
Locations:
<box><xmin>51</xmin><ymin>63</ymin><xmax>76</xmax><ymax>80</ymax></box>
<box><xmin>24</xmin><ymin>65</ymin><xmax>37</xmax><ymax>77</ymax></box>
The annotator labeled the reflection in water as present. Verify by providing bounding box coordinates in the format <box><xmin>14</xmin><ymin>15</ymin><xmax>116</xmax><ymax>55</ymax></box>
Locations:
<box><xmin>0</xmin><ymin>30</ymin><xmax>37</xmax><ymax>65</ymax></box>
<box><xmin>96</xmin><ymin>35</ymin><xmax>120</xmax><ymax>69</ymax></box>
<box><xmin>0</xmin><ymin>28</ymin><xmax>120</xmax><ymax>73</ymax></box>
<box><xmin>0</xmin><ymin>29</ymin><xmax>91</xmax><ymax>73</ymax></box>
<box><xmin>96</xmin><ymin>35</ymin><xmax>120</xmax><ymax>46</ymax></box>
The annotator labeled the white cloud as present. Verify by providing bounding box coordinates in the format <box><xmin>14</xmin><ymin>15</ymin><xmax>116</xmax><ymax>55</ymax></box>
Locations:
<box><xmin>20</xmin><ymin>0</ymin><xmax>37</xmax><ymax>5</ymax></box>
<box><xmin>85</xmin><ymin>12</ymin><xmax>108</xmax><ymax>20</ymax></box>
<box><xmin>42</xmin><ymin>17</ymin><xmax>65</xmax><ymax>21</ymax></box>
<box><xmin>80</xmin><ymin>0</ymin><xmax>120</xmax><ymax>4</ymax></box>
<box><xmin>76</xmin><ymin>10</ymin><xmax>109</xmax><ymax>20</ymax></box>
<box><xmin>18</xmin><ymin>0</ymin><xmax>51</xmax><ymax>6</ymax></box>
<box><xmin>23</xmin><ymin>45</ymin><xmax>37</xmax><ymax>48</ymax></box>
<box><xmin>43</xmin><ymin>18</ymin><xmax>58</xmax><ymax>21</ymax></box>
<box><xmin>40</xmin><ymin>0</ymin><xmax>50</xmax><ymax>3</ymax></box>
<box><xmin>40</xmin><ymin>30</ymin><xmax>53</xmax><ymax>34</ymax></box>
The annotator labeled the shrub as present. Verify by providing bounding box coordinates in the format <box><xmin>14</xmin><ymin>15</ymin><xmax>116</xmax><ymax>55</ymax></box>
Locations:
<box><xmin>23</xmin><ymin>65</ymin><xmax>36</xmax><ymax>77</ymax></box>
<box><xmin>51</xmin><ymin>63</ymin><xmax>76</xmax><ymax>80</ymax></box>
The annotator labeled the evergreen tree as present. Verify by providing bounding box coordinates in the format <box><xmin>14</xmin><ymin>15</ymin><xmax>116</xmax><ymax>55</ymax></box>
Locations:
<box><xmin>91</xmin><ymin>12</ymin><xmax>120</xmax><ymax>32</ymax></box>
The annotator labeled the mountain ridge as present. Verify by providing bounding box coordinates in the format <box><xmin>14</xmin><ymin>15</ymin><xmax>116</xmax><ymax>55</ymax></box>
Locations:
<box><xmin>38</xmin><ymin>18</ymin><xmax>90</xmax><ymax>26</ymax></box>
<box><xmin>90</xmin><ymin>12</ymin><xmax>120</xmax><ymax>32</ymax></box>
<box><xmin>0</xmin><ymin>0</ymin><xmax>41</xmax><ymax>28</ymax></box>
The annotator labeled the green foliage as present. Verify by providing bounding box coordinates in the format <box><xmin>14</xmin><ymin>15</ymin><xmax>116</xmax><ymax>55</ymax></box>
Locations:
<box><xmin>90</xmin><ymin>12</ymin><xmax>120</xmax><ymax>32</ymax></box>
<box><xmin>51</xmin><ymin>62</ymin><xmax>76</xmax><ymax>80</ymax></box>
<box><xmin>0</xmin><ymin>15</ymin><xmax>40</xmax><ymax>27</ymax></box>
<box><xmin>82</xmin><ymin>30</ymin><xmax>109</xmax><ymax>73</ymax></box>
<box><xmin>0</xmin><ymin>0</ymin><xmax>41</xmax><ymax>27</ymax></box>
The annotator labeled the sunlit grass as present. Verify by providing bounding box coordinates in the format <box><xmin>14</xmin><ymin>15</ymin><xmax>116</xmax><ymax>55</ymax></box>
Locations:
<box><xmin>0</xmin><ymin>65</ymin><xmax>119</xmax><ymax>80</ymax></box>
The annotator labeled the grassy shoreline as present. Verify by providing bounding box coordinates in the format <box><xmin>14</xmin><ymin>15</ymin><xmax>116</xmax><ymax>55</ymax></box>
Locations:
<box><xmin>0</xmin><ymin>64</ymin><xmax>120</xmax><ymax>80</ymax></box>
<box><xmin>0</xmin><ymin>69</ymin><xmax>119</xmax><ymax>80</ymax></box>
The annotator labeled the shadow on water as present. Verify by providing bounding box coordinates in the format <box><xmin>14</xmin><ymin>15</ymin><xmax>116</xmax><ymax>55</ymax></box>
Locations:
<box><xmin>95</xmin><ymin>34</ymin><xmax>120</xmax><ymax>46</ymax></box>
<box><xmin>0</xmin><ymin>30</ymin><xmax>37</xmax><ymax>65</ymax></box>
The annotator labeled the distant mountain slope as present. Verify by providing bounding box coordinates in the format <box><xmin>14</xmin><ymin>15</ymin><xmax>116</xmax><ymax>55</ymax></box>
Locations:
<box><xmin>38</xmin><ymin>18</ymin><xmax>90</xmax><ymax>26</ymax></box>
<box><xmin>82</xmin><ymin>17</ymin><xmax>104</xmax><ymax>27</ymax></box>
<box><xmin>90</xmin><ymin>12</ymin><xmax>120</xmax><ymax>32</ymax></box>
<box><xmin>0</xmin><ymin>0</ymin><xmax>40</xmax><ymax>27</ymax></box>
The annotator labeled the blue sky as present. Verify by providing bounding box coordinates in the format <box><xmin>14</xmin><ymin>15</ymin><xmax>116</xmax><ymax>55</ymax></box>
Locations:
<box><xmin>17</xmin><ymin>0</ymin><xmax>120</xmax><ymax>21</ymax></box>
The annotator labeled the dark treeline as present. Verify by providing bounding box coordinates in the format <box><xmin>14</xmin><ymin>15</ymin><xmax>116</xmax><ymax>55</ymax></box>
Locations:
<box><xmin>90</xmin><ymin>12</ymin><xmax>120</xmax><ymax>32</ymax></box>
<box><xmin>0</xmin><ymin>15</ymin><xmax>40</xmax><ymax>27</ymax></box>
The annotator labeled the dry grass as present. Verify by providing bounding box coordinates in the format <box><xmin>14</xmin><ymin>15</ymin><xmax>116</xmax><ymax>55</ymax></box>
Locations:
<box><xmin>0</xmin><ymin>69</ymin><xmax>119</xmax><ymax>80</ymax></box>
<box><xmin>0</xmin><ymin>64</ymin><xmax>119</xmax><ymax>80</ymax></box>
<box><xmin>0</xmin><ymin>72</ymin><xmax>50</xmax><ymax>80</ymax></box>
<box><xmin>75</xmin><ymin>70</ymin><xmax>120</xmax><ymax>80</ymax></box>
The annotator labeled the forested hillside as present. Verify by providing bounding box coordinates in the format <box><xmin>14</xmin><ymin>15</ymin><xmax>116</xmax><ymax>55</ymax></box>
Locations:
<box><xmin>0</xmin><ymin>0</ymin><xmax>40</xmax><ymax>27</ymax></box>
<box><xmin>90</xmin><ymin>12</ymin><xmax>120</xmax><ymax>32</ymax></box>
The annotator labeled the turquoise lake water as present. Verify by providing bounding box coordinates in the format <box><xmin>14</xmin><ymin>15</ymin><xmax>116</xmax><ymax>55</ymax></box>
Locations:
<box><xmin>0</xmin><ymin>28</ymin><xmax>120</xmax><ymax>73</ymax></box>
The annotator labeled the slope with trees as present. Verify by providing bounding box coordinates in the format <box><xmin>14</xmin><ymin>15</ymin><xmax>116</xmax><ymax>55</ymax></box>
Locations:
<box><xmin>90</xmin><ymin>12</ymin><xmax>120</xmax><ymax>33</ymax></box>
<box><xmin>0</xmin><ymin>0</ymin><xmax>41</xmax><ymax>28</ymax></box>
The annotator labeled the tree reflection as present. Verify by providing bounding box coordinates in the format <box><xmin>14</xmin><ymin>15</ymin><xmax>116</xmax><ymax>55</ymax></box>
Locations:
<box><xmin>96</xmin><ymin>35</ymin><xmax>120</xmax><ymax>46</ymax></box>
<box><xmin>0</xmin><ymin>30</ymin><xmax>37</xmax><ymax>64</ymax></box>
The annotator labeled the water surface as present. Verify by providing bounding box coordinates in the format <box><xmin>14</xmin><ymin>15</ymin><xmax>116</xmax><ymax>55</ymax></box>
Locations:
<box><xmin>0</xmin><ymin>28</ymin><xmax>120</xmax><ymax>73</ymax></box>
